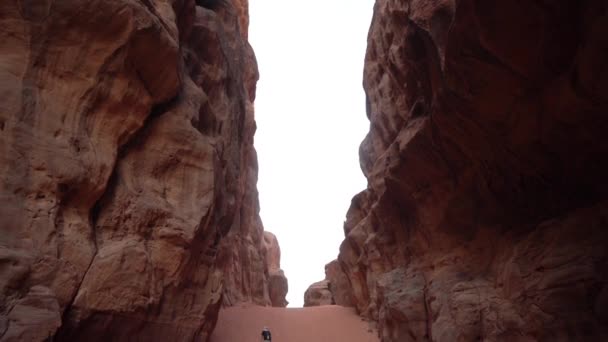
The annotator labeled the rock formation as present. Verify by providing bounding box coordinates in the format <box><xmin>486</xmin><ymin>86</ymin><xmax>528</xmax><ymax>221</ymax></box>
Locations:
<box><xmin>325</xmin><ymin>260</ymin><xmax>355</xmax><ymax>307</ymax></box>
<box><xmin>333</xmin><ymin>0</ymin><xmax>608</xmax><ymax>341</ymax></box>
<box><xmin>0</xmin><ymin>0</ymin><xmax>285</xmax><ymax>341</ymax></box>
<box><xmin>221</xmin><ymin>229</ymin><xmax>289</xmax><ymax>307</ymax></box>
<box><xmin>264</xmin><ymin>232</ymin><xmax>289</xmax><ymax>307</ymax></box>
<box><xmin>304</xmin><ymin>260</ymin><xmax>354</xmax><ymax>307</ymax></box>
<box><xmin>304</xmin><ymin>280</ymin><xmax>333</xmax><ymax>307</ymax></box>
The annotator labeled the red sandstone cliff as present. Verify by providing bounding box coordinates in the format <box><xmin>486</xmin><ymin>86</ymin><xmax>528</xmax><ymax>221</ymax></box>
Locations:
<box><xmin>0</xmin><ymin>0</ymin><xmax>285</xmax><ymax>340</ymax></box>
<box><xmin>330</xmin><ymin>0</ymin><xmax>608</xmax><ymax>341</ymax></box>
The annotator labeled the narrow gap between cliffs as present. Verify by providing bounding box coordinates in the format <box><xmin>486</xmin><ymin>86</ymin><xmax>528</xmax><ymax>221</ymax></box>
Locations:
<box><xmin>248</xmin><ymin>0</ymin><xmax>374</xmax><ymax>307</ymax></box>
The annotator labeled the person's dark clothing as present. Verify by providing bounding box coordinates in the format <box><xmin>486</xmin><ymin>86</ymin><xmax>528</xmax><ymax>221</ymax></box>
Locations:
<box><xmin>261</xmin><ymin>330</ymin><xmax>271</xmax><ymax>341</ymax></box>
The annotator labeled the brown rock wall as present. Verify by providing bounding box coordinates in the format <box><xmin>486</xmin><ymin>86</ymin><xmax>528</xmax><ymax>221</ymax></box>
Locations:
<box><xmin>264</xmin><ymin>232</ymin><xmax>289</xmax><ymax>307</ymax></box>
<box><xmin>0</xmin><ymin>0</ymin><xmax>285</xmax><ymax>340</ymax></box>
<box><xmin>268</xmin><ymin>269</ymin><xmax>288</xmax><ymax>307</ymax></box>
<box><xmin>303</xmin><ymin>260</ymin><xmax>354</xmax><ymax>308</ymax></box>
<box><xmin>220</xmin><ymin>224</ymin><xmax>289</xmax><ymax>307</ymax></box>
<box><xmin>325</xmin><ymin>260</ymin><xmax>355</xmax><ymax>307</ymax></box>
<box><xmin>304</xmin><ymin>280</ymin><xmax>333</xmax><ymax>307</ymax></box>
<box><xmin>336</xmin><ymin>0</ymin><xmax>608</xmax><ymax>341</ymax></box>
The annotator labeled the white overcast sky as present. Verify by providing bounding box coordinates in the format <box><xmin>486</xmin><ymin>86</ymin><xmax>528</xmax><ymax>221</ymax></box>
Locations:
<box><xmin>249</xmin><ymin>0</ymin><xmax>375</xmax><ymax>307</ymax></box>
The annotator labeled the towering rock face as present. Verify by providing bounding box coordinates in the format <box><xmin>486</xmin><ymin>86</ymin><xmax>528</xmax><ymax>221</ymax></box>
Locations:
<box><xmin>337</xmin><ymin>0</ymin><xmax>608</xmax><ymax>341</ymax></box>
<box><xmin>0</xmin><ymin>0</ymin><xmax>285</xmax><ymax>340</ymax></box>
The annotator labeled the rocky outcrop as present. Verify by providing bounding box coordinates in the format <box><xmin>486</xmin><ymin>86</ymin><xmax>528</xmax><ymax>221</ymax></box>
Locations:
<box><xmin>336</xmin><ymin>0</ymin><xmax>608</xmax><ymax>341</ymax></box>
<box><xmin>264</xmin><ymin>232</ymin><xmax>289</xmax><ymax>307</ymax></box>
<box><xmin>268</xmin><ymin>270</ymin><xmax>288</xmax><ymax>307</ymax></box>
<box><xmin>325</xmin><ymin>260</ymin><xmax>355</xmax><ymax>307</ymax></box>
<box><xmin>304</xmin><ymin>280</ymin><xmax>333</xmax><ymax>307</ymax></box>
<box><xmin>220</xmin><ymin>228</ymin><xmax>289</xmax><ymax>307</ymax></box>
<box><xmin>304</xmin><ymin>260</ymin><xmax>354</xmax><ymax>307</ymax></box>
<box><xmin>0</xmin><ymin>0</ymin><xmax>283</xmax><ymax>340</ymax></box>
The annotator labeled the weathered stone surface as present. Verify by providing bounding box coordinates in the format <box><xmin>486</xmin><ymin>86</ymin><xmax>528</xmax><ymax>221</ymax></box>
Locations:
<box><xmin>264</xmin><ymin>232</ymin><xmax>289</xmax><ymax>307</ymax></box>
<box><xmin>220</xmin><ymin>225</ymin><xmax>289</xmax><ymax>307</ymax></box>
<box><xmin>304</xmin><ymin>280</ymin><xmax>333</xmax><ymax>307</ymax></box>
<box><xmin>335</xmin><ymin>0</ymin><xmax>608</xmax><ymax>341</ymax></box>
<box><xmin>263</xmin><ymin>232</ymin><xmax>281</xmax><ymax>271</ymax></box>
<box><xmin>0</xmin><ymin>0</ymin><xmax>284</xmax><ymax>340</ymax></box>
<box><xmin>304</xmin><ymin>260</ymin><xmax>354</xmax><ymax>308</ymax></box>
<box><xmin>1</xmin><ymin>286</ymin><xmax>61</xmax><ymax>342</ymax></box>
<box><xmin>269</xmin><ymin>269</ymin><xmax>288</xmax><ymax>308</ymax></box>
<box><xmin>325</xmin><ymin>260</ymin><xmax>355</xmax><ymax>307</ymax></box>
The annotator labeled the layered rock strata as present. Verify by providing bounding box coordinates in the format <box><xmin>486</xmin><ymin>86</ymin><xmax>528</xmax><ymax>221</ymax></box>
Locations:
<box><xmin>335</xmin><ymin>0</ymin><xmax>608</xmax><ymax>341</ymax></box>
<box><xmin>0</xmin><ymin>0</ymin><xmax>285</xmax><ymax>340</ymax></box>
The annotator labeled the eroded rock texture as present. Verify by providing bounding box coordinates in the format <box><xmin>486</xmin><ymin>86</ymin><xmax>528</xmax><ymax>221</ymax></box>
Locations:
<box><xmin>221</xmin><ymin>227</ymin><xmax>289</xmax><ymax>307</ymax></box>
<box><xmin>304</xmin><ymin>280</ymin><xmax>333</xmax><ymax>307</ymax></box>
<box><xmin>304</xmin><ymin>260</ymin><xmax>354</xmax><ymax>307</ymax></box>
<box><xmin>337</xmin><ymin>0</ymin><xmax>608</xmax><ymax>341</ymax></box>
<box><xmin>0</xmin><ymin>0</ymin><xmax>284</xmax><ymax>340</ymax></box>
<box><xmin>325</xmin><ymin>260</ymin><xmax>355</xmax><ymax>307</ymax></box>
<box><xmin>264</xmin><ymin>232</ymin><xmax>289</xmax><ymax>307</ymax></box>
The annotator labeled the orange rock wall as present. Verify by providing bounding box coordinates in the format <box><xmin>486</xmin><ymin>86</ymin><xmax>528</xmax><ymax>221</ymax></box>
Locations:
<box><xmin>0</xmin><ymin>0</ymin><xmax>284</xmax><ymax>340</ymax></box>
<box><xmin>336</xmin><ymin>0</ymin><xmax>608</xmax><ymax>341</ymax></box>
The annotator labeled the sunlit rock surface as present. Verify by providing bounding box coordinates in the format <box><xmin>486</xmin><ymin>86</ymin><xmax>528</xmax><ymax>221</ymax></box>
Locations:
<box><xmin>336</xmin><ymin>0</ymin><xmax>608</xmax><ymax>341</ymax></box>
<box><xmin>0</xmin><ymin>0</ymin><xmax>285</xmax><ymax>340</ymax></box>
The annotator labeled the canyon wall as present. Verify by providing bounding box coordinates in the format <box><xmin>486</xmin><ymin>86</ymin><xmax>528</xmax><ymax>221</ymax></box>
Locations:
<box><xmin>332</xmin><ymin>0</ymin><xmax>608</xmax><ymax>341</ymax></box>
<box><xmin>0</xmin><ymin>0</ymin><xmax>285</xmax><ymax>341</ymax></box>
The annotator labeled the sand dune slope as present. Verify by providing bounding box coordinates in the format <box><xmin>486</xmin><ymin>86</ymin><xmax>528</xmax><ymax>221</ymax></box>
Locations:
<box><xmin>210</xmin><ymin>305</ymin><xmax>379</xmax><ymax>342</ymax></box>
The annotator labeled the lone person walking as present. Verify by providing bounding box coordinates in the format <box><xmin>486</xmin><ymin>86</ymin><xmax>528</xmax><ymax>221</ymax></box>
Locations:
<box><xmin>261</xmin><ymin>326</ymin><xmax>272</xmax><ymax>341</ymax></box>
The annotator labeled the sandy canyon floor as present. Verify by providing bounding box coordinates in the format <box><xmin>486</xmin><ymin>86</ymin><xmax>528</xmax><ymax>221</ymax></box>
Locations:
<box><xmin>210</xmin><ymin>305</ymin><xmax>379</xmax><ymax>342</ymax></box>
